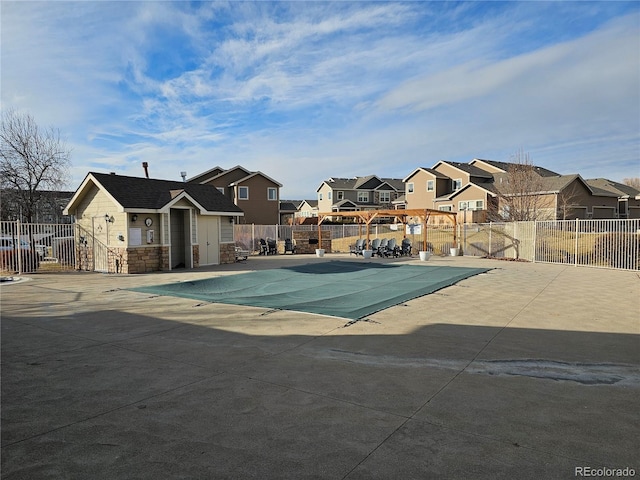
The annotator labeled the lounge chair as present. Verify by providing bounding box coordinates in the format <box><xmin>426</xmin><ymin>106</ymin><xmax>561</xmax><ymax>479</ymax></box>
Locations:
<box><xmin>385</xmin><ymin>238</ymin><xmax>398</xmax><ymax>257</ymax></box>
<box><xmin>349</xmin><ymin>238</ymin><xmax>365</xmax><ymax>256</ymax></box>
<box><xmin>258</xmin><ymin>238</ymin><xmax>269</xmax><ymax>255</ymax></box>
<box><xmin>370</xmin><ymin>239</ymin><xmax>381</xmax><ymax>255</ymax></box>
<box><xmin>284</xmin><ymin>238</ymin><xmax>296</xmax><ymax>254</ymax></box>
<box><xmin>376</xmin><ymin>238</ymin><xmax>388</xmax><ymax>257</ymax></box>
<box><xmin>267</xmin><ymin>238</ymin><xmax>278</xmax><ymax>255</ymax></box>
<box><xmin>400</xmin><ymin>238</ymin><xmax>412</xmax><ymax>256</ymax></box>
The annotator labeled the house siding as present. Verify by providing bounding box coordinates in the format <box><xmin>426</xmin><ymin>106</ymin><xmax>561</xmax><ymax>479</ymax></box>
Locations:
<box><xmin>234</xmin><ymin>175</ymin><xmax>280</xmax><ymax>224</ymax></box>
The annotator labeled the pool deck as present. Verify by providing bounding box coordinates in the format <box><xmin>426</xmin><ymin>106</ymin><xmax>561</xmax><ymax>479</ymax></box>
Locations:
<box><xmin>2</xmin><ymin>254</ymin><xmax>638</xmax><ymax>479</ymax></box>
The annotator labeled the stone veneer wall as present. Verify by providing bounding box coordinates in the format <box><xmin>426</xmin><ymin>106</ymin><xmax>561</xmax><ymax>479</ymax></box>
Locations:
<box><xmin>192</xmin><ymin>245</ymin><xmax>199</xmax><ymax>268</ymax></box>
<box><xmin>220</xmin><ymin>243</ymin><xmax>237</xmax><ymax>264</ymax></box>
<box><xmin>116</xmin><ymin>247</ymin><xmax>163</xmax><ymax>274</ymax></box>
<box><xmin>292</xmin><ymin>230</ymin><xmax>331</xmax><ymax>254</ymax></box>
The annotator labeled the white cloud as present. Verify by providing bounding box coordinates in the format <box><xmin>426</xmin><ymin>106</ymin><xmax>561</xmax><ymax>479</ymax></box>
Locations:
<box><xmin>1</xmin><ymin>2</ymin><xmax>638</xmax><ymax>197</ymax></box>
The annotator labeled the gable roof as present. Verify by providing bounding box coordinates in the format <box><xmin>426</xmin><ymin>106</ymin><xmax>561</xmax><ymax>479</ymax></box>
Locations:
<box><xmin>470</xmin><ymin>158</ymin><xmax>560</xmax><ymax>177</ymax></box>
<box><xmin>186</xmin><ymin>166</ymin><xmax>226</xmax><ymax>184</ymax></box>
<box><xmin>319</xmin><ymin>175</ymin><xmax>404</xmax><ymax>192</ymax></box>
<box><xmin>65</xmin><ymin>172</ymin><xmax>243</xmax><ymax>215</ymax></box>
<box><xmin>403</xmin><ymin>167</ymin><xmax>449</xmax><ymax>182</ymax></box>
<box><xmin>490</xmin><ymin>173</ymin><xmax>611</xmax><ymax>197</ymax></box>
<box><xmin>585</xmin><ymin>178</ymin><xmax>640</xmax><ymax>199</ymax></box>
<box><xmin>228</xmin><ymin>170</ymin><xmax>283</xmax><ymax>187</ymax></box>
<box><xmin>190</xmin><ymin>165</ymin><xmax>282</xmax><ymax>188</ymax></box>
<box><xmin>279</xmin><ymin>200</ymin><xmax>300</xmax><ymax>212</ymax></box>
<box><xmin>433</xmin><ymin>161</ymin><xmax>494</xmax><ymax>179</ymax></box>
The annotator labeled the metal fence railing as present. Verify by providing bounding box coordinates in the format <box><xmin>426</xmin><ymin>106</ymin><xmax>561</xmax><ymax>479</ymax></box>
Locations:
<box><xmin>2</xmin><ymin>219</ymin><xmax>638</xmax><ymax>274</ymax></box>
<box><xmin>237</xmin><ymin>219</ymin><xmax>640</xmax><ymax>271</ymax></box>
<box><xmin>1</xmin><ymin>221</ymin><xmax>76</xmax><ymax>274</ymax></box>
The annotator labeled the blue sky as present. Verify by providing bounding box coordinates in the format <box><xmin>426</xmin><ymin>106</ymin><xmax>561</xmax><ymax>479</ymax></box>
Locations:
<box><xmin>2</xmin><ymin>1</ymin><xmax>639</xmax><ymax>199</ymax></box>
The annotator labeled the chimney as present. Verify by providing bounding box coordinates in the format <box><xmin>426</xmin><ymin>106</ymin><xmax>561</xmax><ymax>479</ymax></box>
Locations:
<box><xmin>142</xmin><ymin>162</ymin><xmax>149</xmax><ymax>178</ymax></box>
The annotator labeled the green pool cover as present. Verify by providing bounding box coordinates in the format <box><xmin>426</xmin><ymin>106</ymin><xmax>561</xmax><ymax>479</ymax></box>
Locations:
<box><xmin>130</xmin><ymin>261</ymin><xmax>490</xmax><ymax>320</ymax></box>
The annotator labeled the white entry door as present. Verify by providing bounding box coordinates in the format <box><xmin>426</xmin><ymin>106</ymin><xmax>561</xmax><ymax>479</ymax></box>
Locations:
<box><xmin>200</xmin><ymin>216</ymin><xmax>219</xmax><ymax>265</ymax></box>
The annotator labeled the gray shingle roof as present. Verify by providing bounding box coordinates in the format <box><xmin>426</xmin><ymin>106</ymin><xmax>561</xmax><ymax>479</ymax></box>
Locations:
<box><xmin>90</xmin><ymin>172</ymin><xmax>243</xmax><ymax>213</ymax></box>
<box><xmin>586</xmin><ymin>178</ymin><xmax>640</xmax><ymax>198</ymax></box>
<box><xmin>324</xmin><ymin>176</ymin><xmax>404</xmax><ymax>191</ymax></box>
<box><xmin>442</xmin><ymin>161</ymin><xmax>494</xmax><ymax>179</ymax></box>
<box><xmin>475</xmin><ymin>159</ymin><xmax>560</xmax><ymax>177</ymax></box>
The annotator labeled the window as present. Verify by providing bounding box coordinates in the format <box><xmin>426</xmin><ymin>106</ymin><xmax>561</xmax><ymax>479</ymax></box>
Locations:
<box><xmin>379</xmin><ymin>191</ymin><xmax>390</xmax><ymax>203</ymax></box>
<box><xmin>319</xmin><ymin>193</ymin><xmax>323</xmax><ymax>201</ymax></box>
<box><xmin>267</xmin><ymin>187</ymin><xmax>277</xmax><ymax>201</ymax></box>
<box><xmin>427</xmin><ymin>180</ymin><xmax>434</xmax><ymax>192</ymax></box>
<box><xmin>238</xmin><ymin>186</ymin><xmax>249</xmax><ymax>200</ymax></box>
<box><xmin>462</xmin><ymin>200</ymin><xmax>485</xmax><ymax>211</ymax></box>
<box><xmin>337</xmin><ymin>191</ymin><xmax>344</xmax><ymax>200</ymax></box>
<box><xmin>407</xmin><ymin>183</ymin><xmax>414</xmax><ymax>194</ymax></box>
<box><xmin>328</xmin><ymin>191</ymin><xmax>332</xmax><ymax>200</ymax></box>
<box><xmin>438</xmin><ymin>205</ymin><xmax>453</xmax><ymax>212</ymax></box>
<box><xmin>216</xmin><ymin>187</ymin><xmax>224</xmax><ymax>194</ymax></box>
<box><xmin>358</xmin><ymin>191</ymin><xmax>369</xmax><ymax>202</ymax></box>
<box><xmin>453</xmin><ymin>179</ymin><xmax>462</xmax><ymax>190</ymax></box>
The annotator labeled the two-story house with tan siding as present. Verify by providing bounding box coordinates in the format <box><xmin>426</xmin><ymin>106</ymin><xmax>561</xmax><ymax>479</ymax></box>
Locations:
<box><xmin>188</xmin><ymin>166</ymin><xmax>283</xmax><ymax>224</ymax></box>
<box><xmin>404</xmin><ymin>158</ymin><xmax>626</xmax><ymax>222</ymax></box>
<box><xmin>316</xmin><ymin>175</ymin><xmax>404</xmax><ymax>213</ymax></box>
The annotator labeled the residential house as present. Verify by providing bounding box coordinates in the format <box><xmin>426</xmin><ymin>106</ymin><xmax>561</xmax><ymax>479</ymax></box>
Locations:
<box><xmin>296</xmin><ymin>200</ymin><xmax>318</xmax><ymax>219</ymax></box>
<box><xmin>404</xmin><ymin>158</ymin><xmax>626</xmax><ymax>222</ymax></box>
<box><xmin>279</xmin><ymin>200</ymin><xmax>300</xmax><ymax>225</ymax></box>
<box><xmin>403</xmin><ymin>163</ymin><xmax>495</xmax><ymax>222</ymax></box>
<box><xmin>188</xmin><ymin>165</ymin><xmax>282</xmax><ymax>224</ymax></box>
<box><xmin>64</xmin><ymin>172</ymin><xmax>243</xmax><ymax>273</ymax></box>
<box><xmin>585</xmin><ymin>178</ymin><xmax>640</xmax><ymax>219</ymax></box>
<box><xmin>1</xmin><ymin>188</ymin><xmax>75</xmax><ymax>223</ymax></box>
<box><xmin>316</xmin><ymin>175</ymin><xmax>404</xmax><ymax>213</ymax></box>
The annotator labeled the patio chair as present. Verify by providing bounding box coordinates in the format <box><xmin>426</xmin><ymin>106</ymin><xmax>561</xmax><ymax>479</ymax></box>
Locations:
<box><xmin>349</xmin><ymin>238</ymin><xmax>365</xmax><ymax>256</ymax></box>
<box><xmin>284</xmin><ymin>238</ymin><xmax>296</xmax><ymax>254</ymax></box>
<box><xmin>267</xmin><ymin>238</ymin><xmax>278</xmax><ymax>255</ymax></box>
<box><xmin>400</xmin><ymin>238</ymin><xmax>412</xmax><ymax>256</ymax></box>
<box><xmin>385</xmin><ymin>238</ymin><xmax>398</xmax><ymax>257</ymax></box>
<box><xmin>376</xmin><ymin>238</ymin><xmax>388</xmax><ymax>257</ymax></box>
<box><xmin>370</xmin><ymin>239</ymin><xmax>381</xmax><ymax>255</ymax></box>
<box><xmin>258</xmin><ymin>238</ymin><xmax>269</xmax><ymax>255</ymax></box>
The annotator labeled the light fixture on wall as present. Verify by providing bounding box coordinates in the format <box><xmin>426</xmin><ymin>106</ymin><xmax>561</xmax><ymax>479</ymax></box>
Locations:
<box><xmin>131</xmin><ymin>214</ymin><xmax>138</xmax><ymax>222</ymax></box>
<box><xmin>229</xmin><ymin>216</ymin><xmax>234</xmax><ymax>223</ymax></box>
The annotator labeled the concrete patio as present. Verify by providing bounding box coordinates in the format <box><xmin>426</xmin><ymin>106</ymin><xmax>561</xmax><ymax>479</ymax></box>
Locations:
<box><xmin>1</xmin><ymin>254</ymin><xmax>638</xmax><ymax>479</ymax></box>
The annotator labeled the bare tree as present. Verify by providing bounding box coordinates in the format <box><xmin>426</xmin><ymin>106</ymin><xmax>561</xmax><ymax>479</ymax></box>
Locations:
<box><xmin>489</xmin><ymin>149</ymin><xmax>548</xmax><ymax>222</ymax></box>
<box><xmin>622</xmin><ymin>177</ymin><xmax>640</xmax><ymax>190</ymax></box>
<box><xmin>0</xmin><ymin>109</ymin><xmax>71</xmax><ymax>222</ymax></box>
<box><xmin>556</xmin><ymin>180</ymin><xmax>587</xmax><ymax>220</ymax></box>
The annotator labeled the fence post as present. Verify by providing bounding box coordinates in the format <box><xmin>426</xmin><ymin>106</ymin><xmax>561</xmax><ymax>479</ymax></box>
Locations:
<box><xmin>16</xmin><ymin>220</ymin><xmax>23</xmax><ymax>274</ymax></box>
<box><xmin>533</xmin><ymin>221</ymin><xmax>537</xmax><ymax>263</ymax></box>
<box><xmin>574</xmin><ymin>218</ymin><xmax>579</xmax><ymax>267</ymax></box>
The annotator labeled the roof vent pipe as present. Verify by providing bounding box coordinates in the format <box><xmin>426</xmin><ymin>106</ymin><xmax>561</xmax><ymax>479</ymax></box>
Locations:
<box><xmin>181</xmin><ymin>171</ymin><xmax>187</xmax><ymax>182</ymax></box>
<box><xmin>142</xmin><ymin>162</ymin><xmax>149</xmax><ymax>178</ymax></box>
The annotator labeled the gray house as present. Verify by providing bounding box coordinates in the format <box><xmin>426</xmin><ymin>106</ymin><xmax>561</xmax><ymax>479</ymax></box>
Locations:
<box><xmin>316</xmin><ymin>175</ymin><xmax>404</xmax><ymax>213</ymax></box>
